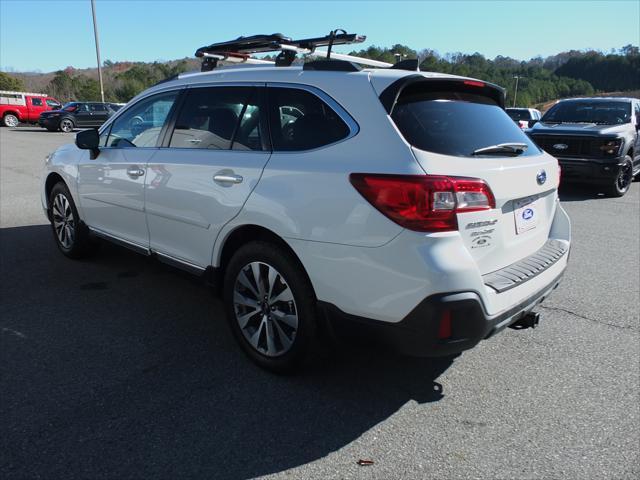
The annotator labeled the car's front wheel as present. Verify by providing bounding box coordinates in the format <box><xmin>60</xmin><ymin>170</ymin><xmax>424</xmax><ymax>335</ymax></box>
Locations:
<box><xmin>223</xmin><ymin>241</ymin><xmax>318</xmax><ymax>373</ymax></box>
<box><xmin>605</xmin><ymin>156</ymin><xmax>633</xmax><ymax>197</ymax></box>
<box><xmin>2</xmin><ymin>113</ymin><xmax>19</xmax><ymax>127</ymax></box>
<box><xmin>49</xmin><ymin>182</ymin><xmax>95</xmax><ymax>258</ymax></box>
<box><xmin>59</xmin><ymin>118</ymin><xmax>75</xmax><ymax>133</ymax></box>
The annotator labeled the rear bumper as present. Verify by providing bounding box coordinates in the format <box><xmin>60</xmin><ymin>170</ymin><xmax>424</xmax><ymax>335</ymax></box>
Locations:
<box><xmin>321</xmin><ymin>268</ymin><xmax>565</xmax><ymax>357</ymax></box>
<box><xmin>557</xmin><ymin>156</ymin><xmax>625</xmax><ymax>184</ymax></box>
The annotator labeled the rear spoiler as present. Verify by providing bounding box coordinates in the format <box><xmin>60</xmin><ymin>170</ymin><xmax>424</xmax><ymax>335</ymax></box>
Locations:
<box><xmin>379</xmin><ymin>74</ymin><xmax>506</xmax><ymax>114</ymax></box>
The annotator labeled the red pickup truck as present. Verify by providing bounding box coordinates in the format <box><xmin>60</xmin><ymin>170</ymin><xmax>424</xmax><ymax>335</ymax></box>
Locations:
<box><xmin>0</xmin><ymin>90</ymin><xmax>62</xmax><ymax>127</ymax></box>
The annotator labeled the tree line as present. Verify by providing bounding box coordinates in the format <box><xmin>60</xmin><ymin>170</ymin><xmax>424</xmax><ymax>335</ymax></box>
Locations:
<box><xmin>0</xmin><ymin>46</ymin><xmax>637</xmax><ymax>108</ymax></box>
<box><xmin>348</xmin><ymin>44</ymin><xmax>638</xmax><ymax>107</ymax></box>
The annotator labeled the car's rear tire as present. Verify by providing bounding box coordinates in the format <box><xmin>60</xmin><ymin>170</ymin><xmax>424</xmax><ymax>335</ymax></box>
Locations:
<box><xmin>605</xmin><ymin>156</ymin><xmax>633</xmax><ymax>197</ymax></box>
<box><xmin>3</xmin><ymin>113</ymin><xmax>19</xmax><ymax>127</ymax></box>
<box><xmin>48</xmin><ymin>182</ymin><xmax>95</xmax><ymax>258</ymax></box>
<box><xmin>223</xmin><ymin>241</ymin><xmax>318</xmax><ymax>373</ymax></box>
<box><xmin>59</xmin><ymin>118</ymin><xmax>74</xmax><ymax>133</ymax></box>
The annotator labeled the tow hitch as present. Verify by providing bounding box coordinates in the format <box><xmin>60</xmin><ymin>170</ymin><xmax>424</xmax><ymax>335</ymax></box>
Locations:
<box><xmin>509</xmin><ymin>311</ymin><xmax>540</xmax><ymax>330</ymax></box>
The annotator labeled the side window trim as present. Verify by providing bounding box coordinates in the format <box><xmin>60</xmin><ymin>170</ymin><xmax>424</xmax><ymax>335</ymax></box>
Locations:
<box><xmin>98</xmin><ymin>87</ymin><xmax>185</xmax><ymax>138</ymax></box>
<box><xmin>158</xmin><ymin>89</ymin><xmax>188</xmax><ymax>148</ymax></box>
<box><xmin>101</xmin><ymin>89</ymin><xmax>183</xmax><ymax>149</ymax></box>
<box><xmin>265</xmin><ymin>82</ymin><xmax>359</xmax><ymax>152</ymax></box>
<box><xmin>163</xmin><ymin>84</ymin><xmax>269</xmax><ymax>152</ymax></box>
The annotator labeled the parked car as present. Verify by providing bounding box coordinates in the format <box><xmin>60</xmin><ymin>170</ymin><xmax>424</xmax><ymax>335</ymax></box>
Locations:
<box><xmin>529</xmin><ymin>97</ymin><xmax>640</xmax><ymax>197</ymax></box>
<box><xmin>506</xmin><ymin>107</ymin><xmax>542</xmax><ymax>130</ymax></box>
<box><xmin>41</xmin><ymin>33</ymin><xmax>571</xmax><ymax>372</ymax></box>
<box><xmin>0</xmin><ymin>90</ymin><xmax>61</xmax><ymax>127</ymax></box>
<box><xmin>38</xmin><ymin>102</ymin><xmax>117</xmax><ymax>132</ymax></box>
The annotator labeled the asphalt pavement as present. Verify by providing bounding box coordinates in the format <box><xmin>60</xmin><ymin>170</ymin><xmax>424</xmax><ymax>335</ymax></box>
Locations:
<box><xmin>1</xmin><ymin>127</ymin><xmax>638</xmax><ymax>479</ymax></box>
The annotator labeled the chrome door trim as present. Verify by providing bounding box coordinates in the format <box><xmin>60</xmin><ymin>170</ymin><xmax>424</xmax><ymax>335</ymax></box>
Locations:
<box><xmin>88</xmin><ymin>226</ymin><xmax>150</xmax><ymax>255</ymax></box>
<box><xmin>88</xmin><ymin>226</ymin><xmax>207</xmax><ymax>275</ymax></box>
<box><xmin>155</xmin><ymin>251</ymin><xmax>206</xmax><ymax>275</ymax></box>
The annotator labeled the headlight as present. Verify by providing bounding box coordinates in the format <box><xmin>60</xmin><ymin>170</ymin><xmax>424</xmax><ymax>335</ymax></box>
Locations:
<box><xmin>599</xmin><ymin>139</ymin><xmax>623</xmax><ymax>155</ymax></box>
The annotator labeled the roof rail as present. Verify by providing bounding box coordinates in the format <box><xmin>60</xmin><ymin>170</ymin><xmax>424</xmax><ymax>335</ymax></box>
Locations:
<box><xmin>194</xmin><ymin>29</ymin><xmax>421</xmax><ymax>73</ymax></box>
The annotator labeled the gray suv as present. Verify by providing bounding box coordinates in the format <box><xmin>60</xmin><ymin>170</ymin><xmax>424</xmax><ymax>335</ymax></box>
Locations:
<box><xmin>529</xmin><ymin>97</ymin><xmax>640</xmax><ymax>197</ymax></box>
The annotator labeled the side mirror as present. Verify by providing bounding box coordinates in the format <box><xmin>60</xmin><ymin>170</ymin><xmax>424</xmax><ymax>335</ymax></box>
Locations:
<box><xmin>529</xmin><ymin>119</ymin><xmax>539</xmax><ymax>128</ymax></box>
<box><xmin>76</xmin><ymin>128</ymin><xmax>100</xmax><ymax>159</ymax></box>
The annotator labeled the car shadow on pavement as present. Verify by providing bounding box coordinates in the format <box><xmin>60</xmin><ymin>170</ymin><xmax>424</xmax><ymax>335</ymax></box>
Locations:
<box><xmin>558</xmin><ymin>183</ymin><xmax>612</xmax><ymax>201</ymax></box>
<box><xmin>0</xmin><ymin>224</ymin><xmax>454</xmax><ymax>480</ymax></box>
<box><xmin>6</xmin><ymin>127</ymin><xmax>70</xmax><ymax>133</ymax></box>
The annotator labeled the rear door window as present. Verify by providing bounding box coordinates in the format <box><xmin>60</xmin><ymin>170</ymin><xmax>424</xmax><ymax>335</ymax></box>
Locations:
<box><xmin>268</xmin><ymin>87</ymin><xmax>350</xmax><ymax>151</ymax></box>
<box><xmin>31</xmin><ymin>98</ymin><xmax>43</xmax><ymax>106</ymax></box>
<box><xmin>169</xmin><ymin>86</ymin><xmax>263</xmax><ymax>151</ymax></box>
<box><xmin>391</xmin><ymin>85</ymin><xmax>540</xmax><ymax>157</ymax></box>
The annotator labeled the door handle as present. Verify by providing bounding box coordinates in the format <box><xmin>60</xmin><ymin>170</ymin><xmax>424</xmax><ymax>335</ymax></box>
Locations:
<box><xmin>127</xmin><ymin>167</ymin><xmax>145</xmax><ymax>178</ymax></box>
<box><xmin>188</xmin><ymin>139</ymin><xmax>202</xmax><ymax>144</ymax></box>
<box><xmin>213</xmin><ymin>174</ymin><xmax>243</xmax><ymax>185</ymax></box>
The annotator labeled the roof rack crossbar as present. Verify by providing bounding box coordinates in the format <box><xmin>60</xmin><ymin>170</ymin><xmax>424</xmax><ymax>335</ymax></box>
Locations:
<box><xmin>194</xmin><ymin>30</ymin><xmax>420</xmax><ymax>72</ymax></box>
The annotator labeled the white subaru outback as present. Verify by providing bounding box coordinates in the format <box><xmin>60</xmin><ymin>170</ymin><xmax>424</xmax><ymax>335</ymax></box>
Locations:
<box><xmin>41</xmin><ymin>33</ymin><xmax>571</xmax><ymax>372</ymax></box>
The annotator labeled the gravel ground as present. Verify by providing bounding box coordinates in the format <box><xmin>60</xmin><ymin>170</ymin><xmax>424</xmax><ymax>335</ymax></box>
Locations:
<box><xmin>1</xmin><ymin>127</ymin><xmax>638</xmax><ymax>479</ymax></box>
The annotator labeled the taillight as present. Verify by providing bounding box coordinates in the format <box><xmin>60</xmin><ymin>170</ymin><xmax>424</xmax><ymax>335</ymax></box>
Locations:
<box><xmin>349</xmin><ymin>174</ymin><xmax>495</xmax><ymax>232</ymax></box>
<box><xmin>557</xmin><ymin>164</ymin><xmax>562</xmax><ymax>187</ymax></box>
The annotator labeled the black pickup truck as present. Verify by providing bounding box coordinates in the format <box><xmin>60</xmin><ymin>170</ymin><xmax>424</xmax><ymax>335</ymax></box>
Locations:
<box><xmin>528</xmin><ymin>97</ymin><xmax>640</xmax><ymax>197</ymax></box>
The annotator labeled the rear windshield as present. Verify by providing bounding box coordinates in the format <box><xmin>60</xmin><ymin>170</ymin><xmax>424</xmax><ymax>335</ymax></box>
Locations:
<box><xmin>542</xmin><ymin>101</ymin><xmax>632</xmax><ymax>125</ymax></box>
<box><xmin>506</xmin><ymin>109</ymin><xmax>531</xmax><ymax>121</ymax></box>
<box><xmin>391</xmin><ymin>90</ymin><xmax>540</xmax><ymax>157</ymax></box>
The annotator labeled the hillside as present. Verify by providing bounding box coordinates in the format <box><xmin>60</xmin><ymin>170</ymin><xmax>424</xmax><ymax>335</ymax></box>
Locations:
<box><xmin>1</xmin><ymin>45</ymin><xmax>638</xmax><ymax>107</ymax></box>
<box><xmin>535</xmin><ymin>90</ymin><xmax>640</xmax><ymax>112</ymax></box>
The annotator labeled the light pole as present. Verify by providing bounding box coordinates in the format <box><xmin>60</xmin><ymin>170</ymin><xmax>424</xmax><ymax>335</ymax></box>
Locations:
<box><xmin>91</xmin><ymin>0</ymin><xmax>105</xmax><ymax>103</ymax></box>
<box><xmin>512</xmin><ymin>75</ymin><xmax>524</xmax><ymax>107</ymax></box>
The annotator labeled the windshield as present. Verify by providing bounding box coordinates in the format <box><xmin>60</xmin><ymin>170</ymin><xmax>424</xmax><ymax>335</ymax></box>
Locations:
<box><xmin>506</xmin><ymin>109</ymin><xmax>532</xmax><ymax>121</ymax></box>
<box><xmin>542</xmin><ymin>101</ymin><xmax>631</xmax><ymax>125</ymax></box>
<box><xmin>391</xmin><ymin>91</ymin><xmax>540</xmax><ymax>157</ymax></box>
<box><xmin>62</xmin><ymin>103</ymin><xmax>78</xmax><ymax>112</ymax></box>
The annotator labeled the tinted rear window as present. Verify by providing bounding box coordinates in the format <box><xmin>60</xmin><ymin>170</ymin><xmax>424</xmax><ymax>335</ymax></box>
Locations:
<box><xmin>268</xmin><ymin>87</ymin><xmax>350</xmax><ymax>151</ymax></box>
<box><xmin>506</xmin><ymin>109</ymin><xmax>531</xmax><ymax>121</ymax></box>
<box><xmin>542</xmin><ymin>101</ymin><xmax>632</xmax><ymax>125</ymax></box>
<box><xmin>391</xmin><ymin>90</ymin><xmax>540</xmax><ymax>157</ymax></box>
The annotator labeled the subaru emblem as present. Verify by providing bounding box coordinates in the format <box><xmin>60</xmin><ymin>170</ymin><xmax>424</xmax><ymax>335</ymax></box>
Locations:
<box><xmin>522</xmin><ymin>208</ymin><xmax>534</xmax><ymax>220</ymax></box>
<box><xmin>536</xmin><ymin>170</ymin><xmax>547</xmax><ymax>185</ymax></box>
<box><xmin>553</xmin><ymin>143</ymin><xmax>568</xmax><ymax>150</ymax></box>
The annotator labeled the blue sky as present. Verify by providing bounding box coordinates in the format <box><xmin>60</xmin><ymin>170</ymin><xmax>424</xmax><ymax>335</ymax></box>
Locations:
<box><xmin>1</xmin><ymin>0</ymin><xmax>639</xmax><ymax>72</ymax></box>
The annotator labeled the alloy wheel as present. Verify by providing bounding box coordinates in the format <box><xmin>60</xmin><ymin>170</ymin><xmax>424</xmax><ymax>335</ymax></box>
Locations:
<box><xmin>233</xmin><ymin>261</ymin><xmax>298</xmax><ymax>357</ymax></box>
<box><xmin>60</xmin><ymin>119</ymin><xmax>73</xmax><ymax>133</ymax></box>
<box><xmin>52</xmin><ymin>193</ymin><xmax>75</xmax><ymax>249</ymax></box>
<box><xmin>4</xmin><ymin>114</ymin><xmax>18</xmax><ymax>127</ymax></box>
<box><xmin>618</xmin><ymin>162</ymin><xmax>633</xmax><ymax>192</ymax></box>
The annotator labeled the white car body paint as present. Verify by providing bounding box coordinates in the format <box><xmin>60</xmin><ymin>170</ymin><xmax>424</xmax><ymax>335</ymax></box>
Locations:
<box><xmin>42</xmin><ymin>64</ymin><xmax>571</xmax><ymax>344</ymax></box>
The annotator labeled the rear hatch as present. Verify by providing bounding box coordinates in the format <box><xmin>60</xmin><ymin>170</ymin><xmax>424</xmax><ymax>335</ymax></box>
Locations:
<box><xmin>379</xmin><ymin>76</ymin><xmax>559</xmax><ymax>274</ymax></box>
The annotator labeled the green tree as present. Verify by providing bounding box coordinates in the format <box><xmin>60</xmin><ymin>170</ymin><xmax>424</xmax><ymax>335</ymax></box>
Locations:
<box><xmin>0</xmin><ymin>72</ymin><xmax>25</xmax><ymax>91</ymax></box>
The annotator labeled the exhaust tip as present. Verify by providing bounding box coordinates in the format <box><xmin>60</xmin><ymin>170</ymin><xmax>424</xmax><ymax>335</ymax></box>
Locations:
<box><xmin>509</xmin><ymin>311</ymin><xmax>540</xmax><ymax>330</ymax></box>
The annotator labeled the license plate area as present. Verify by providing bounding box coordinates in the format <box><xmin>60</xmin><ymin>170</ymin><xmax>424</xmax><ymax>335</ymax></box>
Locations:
<box><xmin>513</xmin><ymin>196</ymin><xmax>541</xmax><ymax>234</ymax></box>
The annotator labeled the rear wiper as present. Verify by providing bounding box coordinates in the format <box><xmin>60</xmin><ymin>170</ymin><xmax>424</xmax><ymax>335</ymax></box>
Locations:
<box><xmin>471</xmin><ymin>143</ymin><xmax>528</xmax><ymax>156</ymax></box>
